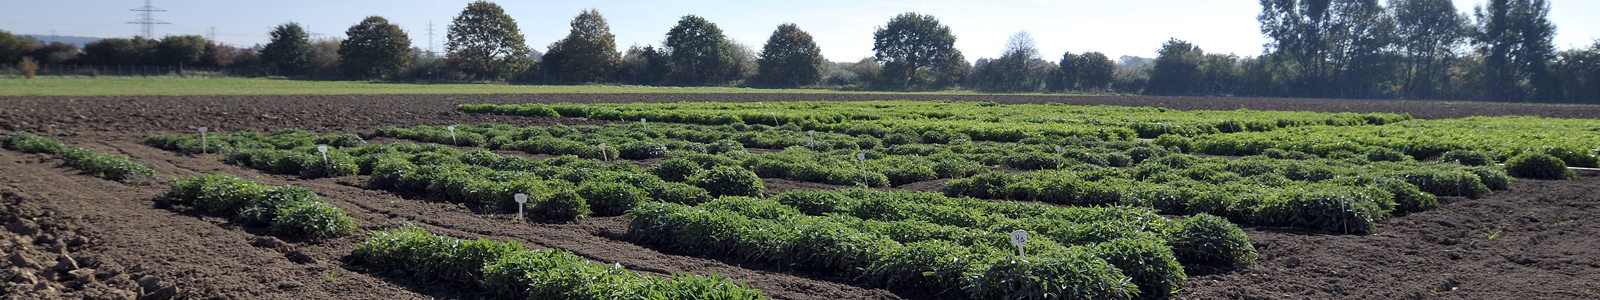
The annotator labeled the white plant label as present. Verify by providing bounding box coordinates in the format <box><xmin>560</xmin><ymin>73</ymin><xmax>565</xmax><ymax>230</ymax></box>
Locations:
<box><xmin>1055</xmin><ymin>145</ymin><xmax>1062</xmax><ymax>153</ymax></box>
<box><xmin>771</xmin><ymin>112</ymin><xmax>779</xmax><ymax>126</ymax></box>
<box><xmin>514</xmin><ymin>193</ymin><xmax>528</xmax><ymax>222</ymax></box>
<box><xmin>317</xmin><ymin>145</ymin><xmax>328</xmax><ymax>153</ymax></box>
<box><xmin>447</xmin><ymin>125</ymin><xmax>458</xmax><ymax>145</ymax></box>
<box><xmin>641</xmin><ymin>118</ymin><xmax>647</xmax><ymax>130</ymax></box>
<box><xmin>856</xmin><ymin>153</ymin><xmax>866</xmax><ymax>161</ymax></box>
<box><xmin>1010</xmin><ymin>230</ymin><xmax>1028</xmax><ymax>258</ymax></box>
<box><xmin>198</xmin><ymin>127</ymin><xmax>208</xmax><ymax>154</ymax></box>
<box><xmin>598</xmin><ymin>143</ymin><xmax>608</xmax><ymax>162</ymax></box>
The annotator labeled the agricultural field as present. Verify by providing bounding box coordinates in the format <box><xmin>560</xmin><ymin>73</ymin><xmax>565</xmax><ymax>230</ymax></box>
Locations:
<box><xmin>0</xmin><ymin>92</ymin><xmax>1597</xmax><ymax>299</ymax></box>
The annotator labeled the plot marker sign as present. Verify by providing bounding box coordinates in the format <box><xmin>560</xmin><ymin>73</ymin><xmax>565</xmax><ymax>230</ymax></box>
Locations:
<box><xmin>1010</xmin><ymin>230</ymin><xmax>1028</xmax><ymax>259</ymax></box>
<box><xmin>198</xmin><ymin>127</ymin><xmax>208</xmax><ymax>154</ymax></box>
<box><xmin>514</xmin><ymin>193</ymin><xmax>528</xmax><ymax>222</ymax></box>
<box><xmin>447</xmin><ymin>125</ymin><xmax>457</xmax><ymax>146</ymax></box>
<box><xmin>317</xmin><ymin>145</ymin><xmax>330</xmax><ymax>175</ymax></box>
<box><xmin>857</xmin><ymin>152</ymin><xmax>868</xmax><ymax>187</ymax></box>
<box><xmin>598</xmin><ymin>143</ymin><xmax>608</xmax><ymax>162</ymax></box>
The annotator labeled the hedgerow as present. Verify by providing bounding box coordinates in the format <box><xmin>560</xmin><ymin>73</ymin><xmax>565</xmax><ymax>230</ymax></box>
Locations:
<box><xmin>167</xmin><ymin>174</ymin><xmax>356</xmax><ymax>239</ymax></box>
<box><xmin>352</xmin><ymin>225</ymin><xmax>765</xmax><ymax>300</ymax></box>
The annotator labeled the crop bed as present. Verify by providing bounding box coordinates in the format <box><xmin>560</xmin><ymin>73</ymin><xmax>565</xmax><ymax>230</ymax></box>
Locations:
<box><xmin>0</xmin><ymin>93</ymin><xmax>1597</xmax><ymax>299</ymax></box>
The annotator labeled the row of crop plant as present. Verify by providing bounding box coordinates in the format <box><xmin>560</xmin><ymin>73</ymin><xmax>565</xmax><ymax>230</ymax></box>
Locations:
<box><xmin>629</xmin><ymin>188</ymin><xmax>1256</xmax><ymax>299</ymax></box>
<box><xmin>2</xmin><ymin>131</ymin><xmax>155</xmax><ymax>183</ymax></box>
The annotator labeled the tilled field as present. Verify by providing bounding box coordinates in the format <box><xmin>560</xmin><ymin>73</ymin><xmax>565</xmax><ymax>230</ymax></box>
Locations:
<box><xmin>0</xmin><ymin>93</ymin><xmax>1596</xmax><ymax>300</ymax></box>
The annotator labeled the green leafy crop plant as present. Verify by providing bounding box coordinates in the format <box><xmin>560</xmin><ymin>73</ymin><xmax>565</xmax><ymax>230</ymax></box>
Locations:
<box><xmin>352</xmin><ymin>225</ymin><xmax>766</xmax><ymax>300</ymax></box>
<box><xmin>4</xmin><ymin>131</ymin><xmax>155</xmax><ymax>183</ymax></box>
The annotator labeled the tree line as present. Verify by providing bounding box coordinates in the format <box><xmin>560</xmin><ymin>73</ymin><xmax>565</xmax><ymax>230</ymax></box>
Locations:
<box><xmin>1</xmin><ymin>0</ymin><xmax>1595</xmax><ymax>102</ymax></box>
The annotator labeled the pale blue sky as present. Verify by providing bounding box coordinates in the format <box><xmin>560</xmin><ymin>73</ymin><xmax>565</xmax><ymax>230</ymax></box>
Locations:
<box><xmin>2</xmin><ymin>0</ymin><xmax>1596</xmax><ymax>62</ymax></box>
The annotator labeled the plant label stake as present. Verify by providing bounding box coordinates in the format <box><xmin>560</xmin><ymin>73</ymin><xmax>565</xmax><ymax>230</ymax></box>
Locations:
<box><xmin>514</xmin><ymin>193</ymin><xmax>527</xmax><ymax>222</ymax></box>
<box><xmin>808</xmin><ymin>130</ymin><xmax>815</xmax><ymax>147</ymax></box>
<box><xmin>583</xmin><ymin>104</ymin><xmax>589</xmax><ymax>118</ymax></box>
<box><xmin>857</xmin><ymin>152</ymin><xmax>868</xmax><ymax>187</ymax></box>
<box><xmin>198</xmin><ymin>127</ymin><xmax>208</xmax><ymax>154</ymax></box>
<box><xmin>598</xmin><ymin>143</ymin><xmax>608</xmax><ymax>162</ymax></box>
<box><xmin>641</xmin><ymin>118</ymin><xmax>647</xmax><ymax>130</ymax></box>
<box><xmin>1010</xmin><ymin>230</ymin><xmax>1028</xmax><ymax>259</ymax></box>
<box><xmin>770</xmin><ymin>112</ymin><xmax>779</xmax><ymax>127</ymax></box>
<box><xmin>447</xmin><ymin>125</ymin><xmax>457</xmax><ymax>146</ymax></box>
<box><xmin>1055</xmin><ymin>145</ymin><xmax>1062</xmax><ymax>154</ymax></box>
<box><xmin>317</xmin><ymin>145</ymin><xmax>330</xmax><ymax>176</ymax></box>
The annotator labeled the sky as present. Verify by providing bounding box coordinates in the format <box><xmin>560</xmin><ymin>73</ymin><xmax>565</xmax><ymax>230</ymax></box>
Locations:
<box><xmin>2</xmin><ymin>0</ymin><xmax>1597</xmax><ymax>63</ymax></box>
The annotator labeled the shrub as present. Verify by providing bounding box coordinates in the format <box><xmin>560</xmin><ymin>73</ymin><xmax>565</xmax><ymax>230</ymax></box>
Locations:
<box><xmin>239</xmin><ymin>185</ymin><xmax>320</xmax><ymax>225</ymax></box>
<box><xmin>577</xmin><ymin>181</ymin><xmax>649</xmax><ymax>216</ymax></box>
<box><xmin>1438</xmin><ymin>149</ymin><xmax>1493</xmax><ymax>166</ymax></box>
<box><xmin>1365</xmin><ymin>148</ymin><xmax>1411</xmax><ymax>162</ymax></box>
<box><xmin>271</xmin><ymin>201</ymin><xmax>358</xmax><ymax>239</ymax></box>
<box><xmin>1165</xmin><ymin>214</ymin><xmax>1256</xmax><ymax>265</ymax></box>
<box><xmin>647</xmin><ymin>182</ymin><xmax>712</xmax><ymax>205</ymax></box>
<box><xmin>2</xmin><ymin>131</ymin><xmax>65</xmax><ymax>154</ymax></box>
<box><xmin>650</xmin><ymin>158</ymin><xmax>702</xmax><ymax>182</ymax></box>
<box><xmin>1125</xmin><ymin>146</ymin><xmax>1171</xmax><ymax>163</ymax></box>
<box><xmin>169</xmin><ymin>174</ymin><xmax>265</xmax><ymax>214</ymax></box>
<box><xmin>169</xmin><ymin>174</ymin><xmax>355</xmax><ymax>239</ymax></box>
<box><xmin>1504</xmin><ymin>152</ymin><xmax>1574</xmax><ymax>180</ymax></box>
<box><xmin>620</xmin><ymin>141</ymin><xmax>669</xmax><ymax>160</ymax></box>
<box><xmin>532</xmin><ymin>185</ymin><xmax>590</xmax><ymax>220</ymax></box>
<box><xmin>314</xmin><ymin>133</ymin><xmax>367</xmax><ymax>148</ymax></box>
<box><xmin>706</xmin><ymin>139</ymin><xmax>745</xmax><ymax>154</ymax></box>
<box><xmin>1091</xmin><ymin>238</ymin><xmax>1186</xmax><ymax>296</ymax></box>
<box><xmin>689</xmin><ymin>166</ymin><xmax>764</xmax><ymax>197</ymax></box>
<box><xmin>1468</xmin><ymin>166</ymin><xmax>1513</xmax><ymax>190</ymax></box>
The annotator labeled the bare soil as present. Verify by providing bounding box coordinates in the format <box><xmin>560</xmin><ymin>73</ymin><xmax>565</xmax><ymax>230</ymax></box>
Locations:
<box><xmin>0</xmin><ymin>94</ymin><xmax>1596</xmax><ymax>300</ymax></box>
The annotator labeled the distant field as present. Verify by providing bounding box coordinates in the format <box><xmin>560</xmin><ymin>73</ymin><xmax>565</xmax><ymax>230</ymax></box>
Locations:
<box><xmin>0</xmin><ymin>77</ymin><xmax>1054</xmax><ymax>96</ymax></box>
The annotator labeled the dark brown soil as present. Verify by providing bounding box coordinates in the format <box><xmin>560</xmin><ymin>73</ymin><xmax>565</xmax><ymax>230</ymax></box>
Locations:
<box><xmin>0</xmin><ymin>93</ymin><xmax>1596</xmax><ymax>300</ymax></box>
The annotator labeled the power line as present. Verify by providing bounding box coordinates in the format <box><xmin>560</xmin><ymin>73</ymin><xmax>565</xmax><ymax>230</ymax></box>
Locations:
<box><xmin>127</xmin><ymin>0</ymin><xmax>170</xmax><ymax>38</ymax></box>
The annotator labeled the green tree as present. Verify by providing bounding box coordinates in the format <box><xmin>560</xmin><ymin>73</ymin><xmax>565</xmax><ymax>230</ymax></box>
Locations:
<box><xmin>543</xmin><ymin>9</ymin><xmax>621</xmax><ymax>83</ymax></box>
<box><xmin>261</xmin><ymin>22</ymin><xmax>314</xmax><ymax>76</ymax></box>
<box><xmin>156</xmin><ymin>35</ymin><xmax>207</xmax><ymax>66</ymax></box>
<box><xmin>974</xmin><ymin>31</ymin><xmax>1049</xmax><ymax>92</ymax></box>
<box><xmin>664</xmin><ymin>15</ymin><xmax>736</xmax><ymax>85</ymax></box>
<box><xmin>1392</xmin><ymin>0</ymin><xmax>1467</xmax><ymax>99</ymax></box>
<box><xmin>872</xmin><ymin>13</ymin><xmax>965</xmax><ymax>89</ymax></box>
<box><xmin>309</xmin><ymin>38</ymin><xmax>342</xmax><ymax>78</ymax></box>
<box><xmin>339</xmin><ymin>16</ymin><xmax>412</xmax><ymax>79</ymax></box>
<box><xmin>1051</xmin><ymin>52</ymin><xmax>1082</xmax><ymax>92</ymax></box>
<box><xmin>619</xmin><ymin>44</ymin><xmax>669</xmax><ymax>85</ymax></box>
<box><xmin>755</xmin><ymin>23</ymin><xmax>826</xmax><ymax>87</ymax></box>
<box><xmin>1258</xmin><ymin>0</ymin><xmax>1398</xmax><ymax>98</ymax></box>
<box><xmin>1146</xmin><ymin>39</ymin><xmax>1205</xmax><ymax>95</ymax></box>
<box><xmin>0</xmin><ymin>30</ymin><xmax>36</xmax><ymax>64</ymax></box>
<box><xmin>1551</xmin><ymin>42</ymin><xmax>1599</xmax><ymax>102</ymax></box>
<box><xmin>1078</xmin><ymin>52</ymin><xmax>1116</xmax><ymax>92</ymax></box>
<box><xmin>81</xmin><ymin>37</ymin><xmax>158</xmax><ymax>66</ymax></box>
<box><xmin>26</xmin><ymin>42</ymin><xmax>80</xmax><ymax>65</ymax></box>
<box><xmin>1473</xmin><ymin>0</ymin><xmax>1557</xmax><ymax>101</ymax></box>
<box><xmin>445</xmin><ymin>1</ymin><xmax>532</xmax><ymax>81</ymax></box>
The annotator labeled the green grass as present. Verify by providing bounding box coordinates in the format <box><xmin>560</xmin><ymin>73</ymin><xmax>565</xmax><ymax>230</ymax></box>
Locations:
<box><xmin>0</xmin><ymin>77</ymin><xmax>1075</xmax><ymax>96</ymax></box>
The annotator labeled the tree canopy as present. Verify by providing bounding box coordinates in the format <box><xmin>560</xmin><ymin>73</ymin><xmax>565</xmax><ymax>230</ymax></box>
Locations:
<box><xmin>664</xmin><ymin>15</ymin><xmax>735</xmax><ymax>85</ymax></box>
<box><xmin>446</xmin><ymin>1</ymin><xmax>531</xmax><ymax>80</ymax></box>
<box><xmin>156</xmin><ymin>35</ymin><xmax>207</xmax><ymax>67</ymax></box>
<box><xmin>543</xmin><ymin>9</ymin><xmax>621</xmax><ymax>83</ymax></box>
<box><xmin>339</xmin><ymin>16</ymin><xmax>413</xmax><ymax>79</ymax></box>
<box><xmin>261</xmin><ymin>22</ymin><xmax>314</xmax><ymax>76</ymax></box>
<box><xmin>873</xmin><ymin>13</ymin><xmax>965</xmax><ymax>89</ymax></box>
<box><xmin>755</xmin><ymin>23</ymin><xmax>826</xmax><ymax>87</ymax></box>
